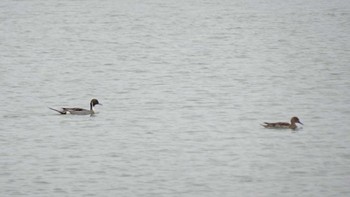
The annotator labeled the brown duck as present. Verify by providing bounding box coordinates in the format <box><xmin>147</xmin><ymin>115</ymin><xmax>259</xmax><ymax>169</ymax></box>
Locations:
<box><xmin>262</xmin><ymin>117</ymin><xmax>303</xmax><ymax>130</ymax></box>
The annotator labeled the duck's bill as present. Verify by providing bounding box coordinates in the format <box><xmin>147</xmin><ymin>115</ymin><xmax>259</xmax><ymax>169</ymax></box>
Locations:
<box><xmin>299</xmin><ymin>122</ymin><xmax>303</xmax><ymax>125</ymax></box>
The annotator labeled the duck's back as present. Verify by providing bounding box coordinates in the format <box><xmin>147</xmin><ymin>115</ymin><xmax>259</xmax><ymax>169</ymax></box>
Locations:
<box><xmin>263</xmin><ymin>122</ymin><xmax>290</xmax><ymax>128</ymax></box>
<box><xmin>63</xmin><ymin>108</ymin><xmax>93</xmax><ymax>115</ymax></box>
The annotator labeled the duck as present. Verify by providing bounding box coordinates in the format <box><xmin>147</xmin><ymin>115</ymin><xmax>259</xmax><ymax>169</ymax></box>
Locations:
<box><xmin>49</xmin><ymin>99</ymin><xmax>102</xmax><ymax>115</ymax></box>
<box><xmin>261</xmin><ymin>116</ymin><xmax>303</xmax><ymax>130</ymax></box>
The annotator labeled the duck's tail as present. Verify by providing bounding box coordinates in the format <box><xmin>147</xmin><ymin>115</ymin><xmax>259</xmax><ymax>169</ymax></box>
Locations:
<box><xmin>261</xmin><ymin>123</ymin><xmax>270</xmax><ymax>128</ymax></box>
<box><xmin>49</xmin><ymin>107</ymin><xmax>66</xmax><ymax>114</ymax></box>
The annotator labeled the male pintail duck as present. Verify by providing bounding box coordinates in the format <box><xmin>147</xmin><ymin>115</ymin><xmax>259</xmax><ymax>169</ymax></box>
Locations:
<box><xmin>49</xmin><ymin>99</ymin><xmax>102</xmax><ymax>115</ymax></box>
<box><xmin>262</xmin><ymin>116</ymin><xmax>303</xmax><ymax>130</ymax></box>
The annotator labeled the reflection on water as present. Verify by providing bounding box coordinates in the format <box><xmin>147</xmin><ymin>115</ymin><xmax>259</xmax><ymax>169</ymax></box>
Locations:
<box><xmin>1</xmin><ymin>0</ymin><xmax>350</xmax><ymax>196</ymax></box>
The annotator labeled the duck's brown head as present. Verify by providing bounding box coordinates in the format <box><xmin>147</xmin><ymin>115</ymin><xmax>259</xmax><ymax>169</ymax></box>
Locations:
<box><xmin>291</xmin><ymin>116</ymin><xmax>303</xmax><ymax>125</ymax></box>
<box><xmin>90</xmin><ymin>99</ymin><xmax>102</xmax><ymax>107</ymax></box>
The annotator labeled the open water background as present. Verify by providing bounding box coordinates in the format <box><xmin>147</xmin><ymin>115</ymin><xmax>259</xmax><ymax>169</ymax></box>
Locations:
<box><xmin>1</xmin><ymin>0</ymin><xmax>350</xmax><ymax>196</ymax></box>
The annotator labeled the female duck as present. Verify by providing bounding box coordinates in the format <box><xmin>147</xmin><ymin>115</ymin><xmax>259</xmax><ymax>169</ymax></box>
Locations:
<box><xmin>262</xmin><ymin>116</ymin><xmax>303</xmax><ymax>130</ymax></box>
<box><xmin>49</xmin><ymin>99</ymin><xmax>102</xmax><ymax>115</ymax></box>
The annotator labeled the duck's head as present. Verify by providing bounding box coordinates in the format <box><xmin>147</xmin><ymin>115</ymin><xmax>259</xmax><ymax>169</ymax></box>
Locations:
<box><xmin>291</xmin><ymin>116</ymin><xmax>303</xmax><ymax>125</ymax></box>
<box><xmin>90</xmin><ymin>99</ymin><xmax>102</xmax><ymax>107</ymax></box>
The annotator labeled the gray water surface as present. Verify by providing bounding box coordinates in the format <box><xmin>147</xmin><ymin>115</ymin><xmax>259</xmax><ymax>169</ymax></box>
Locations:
<box><xmin>1</xmin><ymin>0</ymin><xmax>350</xmax><ymax>196</ymax></box>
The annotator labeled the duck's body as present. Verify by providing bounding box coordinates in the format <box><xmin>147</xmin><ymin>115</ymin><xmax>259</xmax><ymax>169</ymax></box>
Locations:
<box><xmin>49</xmin><ymin>99</ymin><xmax>101</xmax><ymax>115</ymax></box>
<box><xmin>262</xmin><ymin>117</ymin><xmax>303</xmax><ymax>130</ymax></box>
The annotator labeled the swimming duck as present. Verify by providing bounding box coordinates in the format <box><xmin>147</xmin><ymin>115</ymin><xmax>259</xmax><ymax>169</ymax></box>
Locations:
<box><xmin>262</xmin><ymin>116</ymin><xmax>303</xmax><ymax>130</ymax></box>
<box><xmin>49</xmin><ymin>99</ymin><xmax>102</xmax><ymax>115</ymax></box>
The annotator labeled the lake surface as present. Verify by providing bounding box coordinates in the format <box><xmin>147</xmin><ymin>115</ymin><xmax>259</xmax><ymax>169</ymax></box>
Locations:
<box><xmin>1</xmin><ymin>0</ymin><xmax>350</xmax><ymax>196</ymax></box>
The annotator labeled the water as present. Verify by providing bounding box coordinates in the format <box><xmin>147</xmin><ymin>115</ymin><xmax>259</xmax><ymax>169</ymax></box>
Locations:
<box><xmin>1</xmin><ymin>0</ymin><xmax>350</xmax><ymax>196</ymax></box>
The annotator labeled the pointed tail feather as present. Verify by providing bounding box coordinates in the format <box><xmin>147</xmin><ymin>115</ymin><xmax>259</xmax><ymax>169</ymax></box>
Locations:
<box><xmin>261</xmin><ymin>123</ymin><xmax>268</xmax><ymax>128</ymax></box>
<box><xmin>49</xmin><ymin>107</ymin><xmax>66</xmax><ymax>114</ymax></box>
<box><xmin>261</xmin><ymin>122</ymin><xmax>273</xmax><ymax>128</ymax></box>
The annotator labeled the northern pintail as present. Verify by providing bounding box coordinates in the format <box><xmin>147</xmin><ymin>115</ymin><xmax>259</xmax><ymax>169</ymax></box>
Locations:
<box><xmin>261</xmin><ymin>116</ymin><xmax>303</xmax><ymax>130</ymax></box>
<box><xmin>49</xmin><ymin>99</ymin><xmax>102</xmax><ymax>115</ymax></box>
